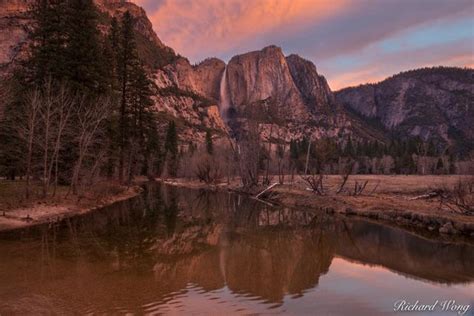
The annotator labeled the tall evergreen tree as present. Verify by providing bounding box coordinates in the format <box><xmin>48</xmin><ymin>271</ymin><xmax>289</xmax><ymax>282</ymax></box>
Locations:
<box><xmin>129</xmin><ymin>58</ymin><xmax>156</xmax><ymax>177</ymax></box>
<box><xmin>63</xmin><ymin>0</ymin><xmax>108</xmax><ymax>94</ymax></box>
<box><xmin>24</xmin><ymin>0</ymin><xmax>108</xmax><ymax>93</ymax></box>
<box><xmin>165</xmin><ymin>121</ymin><xmax>178</xmax><ymax>177</ymax></box>
<box><xmin>24</xmin><ymin>0</ymin><xmax>66</xmax><ymax>86</ymax></box>
<box><xmin>344</xmin><ymin>137</ymin><xmax>355</xmax><ymax>157</ymax></box>
<box><xmin>205</xmin><ymin>130</ymin><xmax>213</xmax><ymax>155</ymax></box>
<box><xmin>113</xmin><ymin>10</ymin><xmax>159</xmax><ymax>182</ymax></box>
<box><xmin>436</xmin><ymin>158</ymin><xmax>445</xmax><ymax>174</ymax></box>
<box><xmin>117</xmin><ymin>11</ymin><xmax>137</xmax><ymax>182</ymax></box>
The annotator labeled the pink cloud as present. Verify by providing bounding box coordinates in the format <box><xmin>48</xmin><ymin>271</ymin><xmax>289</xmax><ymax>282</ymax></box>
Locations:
<box><xmin>132</xmin><ymin>0</ymin><xmax>473</xmax><ymax>88</ymax></box>
<box><xmin>136</xmin><ymin>0</ymin><xmax>347</xmax><ymax>62</ymax></box>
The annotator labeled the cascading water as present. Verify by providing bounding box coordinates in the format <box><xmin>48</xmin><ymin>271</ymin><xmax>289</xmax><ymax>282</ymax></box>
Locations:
<box><xmin>219</xmin><ymin>66</ymin><xmax>231</xmax><ymax>122</ymax></box>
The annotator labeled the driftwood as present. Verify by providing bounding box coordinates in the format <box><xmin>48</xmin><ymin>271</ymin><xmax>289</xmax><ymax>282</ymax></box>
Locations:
<box><xmin>255</xmin><ymin>182</ymin><xmax>279</xmax><ymax>199</ymax></box>
<box><xmin>409</xmin><ymin>190</ymin><xmax>442</xmax><ymax>201</ymax></box>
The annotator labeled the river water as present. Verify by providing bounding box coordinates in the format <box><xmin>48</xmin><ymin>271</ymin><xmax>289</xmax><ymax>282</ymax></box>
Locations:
<box><xmin>0</xmin><ymin>184</ymin><xmax>473</xmax><ymax>315</ymax></box>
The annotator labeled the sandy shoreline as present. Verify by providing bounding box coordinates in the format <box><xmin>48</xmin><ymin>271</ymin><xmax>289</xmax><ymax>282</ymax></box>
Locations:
<box><xmin>0</xmin><ymin>186</ymin><xmax>143</xmax><ymax>232</ymax></box>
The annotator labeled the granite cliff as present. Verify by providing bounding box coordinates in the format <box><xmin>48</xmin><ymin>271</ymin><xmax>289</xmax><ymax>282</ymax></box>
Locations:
<box><xmin>336</xmin><ymin>67</ymin><xmax>474</xmax><ymax>152</ymax></box>
<box><xmin>1</xmin><ymin>1</ymin><xmax>472</xmax><ymax>149</ymax></box>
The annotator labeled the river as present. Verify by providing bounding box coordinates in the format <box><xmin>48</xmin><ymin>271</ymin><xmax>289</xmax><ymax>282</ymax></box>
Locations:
<box><xmin>0</xmin><ymin>183</ymin><xmax>473</xmax><ymax>315</ymax></box>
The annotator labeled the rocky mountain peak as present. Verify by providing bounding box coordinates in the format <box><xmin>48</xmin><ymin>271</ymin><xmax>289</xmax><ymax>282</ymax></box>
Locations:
<box><xmin>96</xmin><ymin>0</ymin><xmax>166</xmax><ymax>49</ymax></box>
<box><xmin>226</xmin><ymin>45</ymin><xmax>305</xmax><ymax>116</ymax></box>
<box><xmin>335</xmin><ymin>67</ymin><xmax>474</xmax><ymax>151</ymax></box>
<box><xmin>286</xmin><ymin>54</ymin><xmax>335</xmax><ymax>113</ymax></box>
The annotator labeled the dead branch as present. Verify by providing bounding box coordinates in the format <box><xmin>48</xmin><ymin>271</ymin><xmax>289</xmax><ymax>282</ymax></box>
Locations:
<box><xmin>301</xmin><ymin>173</ymin><xmax>325</xmax><ymax>195</ymax></box>
<box><xmin>439</xmin><ymin>178</ymin><xmax>474</xmax><ymax>215</ymax></box>
<box><xmin>369</xmin><ymin>180</ymin><xmax>381</xmax><ymax>195</ymax></box>
<box><xmin>336</xmin><ymin>173</ymin><xmax>350</xmax><ymax>194</ymax></box>
<box><xmin>353</xmin><ymin>180</ymin><xmax>368</xmax><ymax>196</ymax></box>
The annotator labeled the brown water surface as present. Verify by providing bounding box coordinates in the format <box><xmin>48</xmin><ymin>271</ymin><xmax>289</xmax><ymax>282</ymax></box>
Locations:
<box><xmin>0</xmin><ymin>184</ymin><xmax>473</xmax><ymax>315</ymax></box>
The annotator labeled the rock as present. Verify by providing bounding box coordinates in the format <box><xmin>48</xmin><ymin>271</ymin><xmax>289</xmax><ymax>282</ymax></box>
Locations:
<box><xmin>286</xmin><ymin>54</ymin><xmax>335</xmax><ymax>112</ymax></box>
<box><xmin>335</xmin><ymin>67</ymin><xmax>474</xmax><ymax>151</ymax></box>
<box><xmin>158</xmin><ymin>57</ymin><xmax>225</xmax><ymax>102</ymax></box>
<box><xmin>439</xmin><ymin>222</ymin><xmax>456</xmax><ymax>234</ymax></box>
<box><xmin>225</xmin><ymin>45</ymin><xmax>364</xmax><ymax>141</ymax></box>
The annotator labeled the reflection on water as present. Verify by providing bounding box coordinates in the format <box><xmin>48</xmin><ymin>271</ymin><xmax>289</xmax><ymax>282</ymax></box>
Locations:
<box><xmin>0</xmin><ymin>183</ymin><xmax>473</xmax><ymax>315</ymax></box>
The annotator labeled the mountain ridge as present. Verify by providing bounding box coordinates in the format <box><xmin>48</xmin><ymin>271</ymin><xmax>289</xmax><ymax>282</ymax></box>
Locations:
<box><xmin>0</xmin><ymin>1</ymin><xmax>472</xmax><ymax>151</ymax></box>
<box><xmin>335</xmin><ymin>66</ymin><xmax>474</xmax><ymax>152</ymax></box>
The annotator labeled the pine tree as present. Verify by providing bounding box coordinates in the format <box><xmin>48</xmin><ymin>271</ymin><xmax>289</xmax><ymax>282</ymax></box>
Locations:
<box><xmin>436</xmin><ymin>158</ymin><xmax>445</xmax><ymax>174</ymax></box>
<box><xmin>117</xmin><ymin>11</ymin><xmax>137</xmax><ymax>182</ymax></box>
<box><xmin>290</xmin><ymin>140</ymin><xmax>298</xmax><ymax>160</ymax></box>
<box><xmin>165</xmin><ymin>121</ymin><xmax>179</xmax><ymax>177</ymax></box>
<box><xmin>63</xmin><ymin>0</ymin><xmax>108</xmax><ymax>94</ymax></box>
<box><xmin>427</xmin><ymin>140</ymin><xmax>437</xmax><ymax>156</ymax></box>
<box><xmin>129</xmin><ymin>58</ymin><xmax>156</xmax><ymax>176</ymax></box>
<box><xmin>25</xmin><ymin>0</ymin><xmax>108</xmax><ymax>93</ymax></box>
<box><xmin>344</xmin><ymin>137</ymin><xmax>355</xmax><ymax>157</ymax></box>
<box><xmin>24</xmin><ymin>0</ymin><xmax>67</xmax><ymax>86</ymax></box>
<box><xmin>107</xmin><ymin>10</ymin><xmax>160</xmax><ymax>182</ymax></box>
<box><xmin>205</xmin><ymin>130</ymin><xmax>213</xmax><ymax>155</ymax></box>
<box><xmin>448</xmin><ymin>154</ymin><xmax>456</xmax><ymax>174</ymax></box>
<box><xmin>0</xmin><ymin>98</ymin><xmax>24</xmax><ymax>180</ymax></box>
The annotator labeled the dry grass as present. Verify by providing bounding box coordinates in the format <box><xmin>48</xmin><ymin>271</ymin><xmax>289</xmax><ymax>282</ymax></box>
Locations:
<box><xmin>0</xmin><ymin>179</ymin><xmax>142</xmax><ymax>231</ymax></box>
<box><xmin>168</xmin><ymin>175</ymin><xmax>472</xmax><ymax>195</ymax></box>
<box><xmin>288</xmin><ymin>175</ymin><xmax>472</xmax><ymax>195</ymax></box>
<box><xmin>272</xmin><ymin>175</ymin><xmax>474</xmax><ymax>225</ymax></box>
<box><xmin>0</xmin><ymin>180</ymin><xmax>131</xmax><ymax>211</ymax></box>
<box><xmin>164</xmin><ymin>175</ymin><xmax>474</xmax><ymax>226</ymax></box>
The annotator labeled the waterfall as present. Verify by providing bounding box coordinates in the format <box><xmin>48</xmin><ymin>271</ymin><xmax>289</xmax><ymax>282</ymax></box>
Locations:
<box><xmin>219</xmin><ymin>66</ymin><xmax>231</xmax><ymax>121</ymax></box>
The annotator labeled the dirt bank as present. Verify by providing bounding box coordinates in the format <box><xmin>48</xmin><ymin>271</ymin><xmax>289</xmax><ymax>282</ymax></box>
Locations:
<box><xmin>161</xmin><ymin>175</ymin><xmax>474</xmax><ymax>237</ymax></box>
<box><xmin>0</xmin><ymin>185</ymin><xmax>143</xmax><ymax>232</ymax></box>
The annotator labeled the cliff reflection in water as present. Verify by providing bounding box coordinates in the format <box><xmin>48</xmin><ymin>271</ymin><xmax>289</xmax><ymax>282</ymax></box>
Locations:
<box><xmin>0</xmin><ymin>183</ymin><xmax>472</xmax><ymax>314</ymax></box>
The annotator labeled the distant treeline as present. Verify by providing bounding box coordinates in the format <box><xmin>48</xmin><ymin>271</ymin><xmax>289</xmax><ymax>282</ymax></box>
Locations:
<box><xmin>287</xmin><ymin>136</ymin><xmax>463</xmax><ymax>175</ymax></box>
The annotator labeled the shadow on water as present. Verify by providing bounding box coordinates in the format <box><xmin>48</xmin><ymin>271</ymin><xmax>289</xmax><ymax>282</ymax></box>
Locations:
<box><xmin>0</xmin><ymin>182</ymin><xmax>473</xmax><ymax>314</ymax></box>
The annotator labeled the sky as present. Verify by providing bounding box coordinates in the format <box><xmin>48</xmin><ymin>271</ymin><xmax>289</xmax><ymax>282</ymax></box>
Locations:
<box><xmin>134</xmin><ymin>0</ymin><xmax>474</xmax><ymax>90</ymax></box>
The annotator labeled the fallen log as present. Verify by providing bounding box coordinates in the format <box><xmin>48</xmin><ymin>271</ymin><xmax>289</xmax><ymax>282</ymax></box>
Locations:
<box><xmin>409</xmin><ymin>190</ymin><xmax>442</xmax><ymax>200</ymax></box>
<box><xmin>255</xmin><ymin>182</ymin><xmax>279</xmax><ymax>199</ymax></box>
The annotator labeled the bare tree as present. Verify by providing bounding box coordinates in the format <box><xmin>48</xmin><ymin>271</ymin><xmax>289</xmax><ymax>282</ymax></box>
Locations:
<box><xmin>38</xmin><ymin>81</ymin><xmax>56</xmax><ymax>197</ymax></box>
<box><xmin>301</xmin><ymin>171</ymin><xmax>325</xmax><ymax>195</ymax></box>
<box><xmin>276</xmin><ymin>142</ymin><xmax>286</xmax><ymax>185</ymax></box>
<box><xmin>238</xmin><ymin>128</ymin><xmax>261</xmax><ymax>188</ymax></box>
<box><xmin>228</xmin><ymin>112</ymin><xmax>262</xmax><ymax>189</ymax></box>
<box><xmin>194</xmin><ymin>154</ymin><xmax>222</xmax><ymax>185</ymax></box>
<box><xmin>70</xmin><ymin>96</ymin><xmax>111</xmax><ymax>195</ymax></box>
<box><xmin>336</xmin><ymin>160</ymin><xmax>354</xmax><ymax>194</ymax></box>
<box><xmin>49</xmin><ymin>85</ymin><xmax>75</xmax><ymax>196</ymax></box>
<box><xmin>437</xmin><ymin>177</ymin><xmax>474</xmax><ymax>215</ymax></box>
<box><xmin>352</xmin><ymin>180</ymin><xmax>369</xmax><ymax>196</ymax></box>
<box><xmin>14</xmin><ymin>89</ymin><xmax>42</xmax><ymax>198</ymax></box>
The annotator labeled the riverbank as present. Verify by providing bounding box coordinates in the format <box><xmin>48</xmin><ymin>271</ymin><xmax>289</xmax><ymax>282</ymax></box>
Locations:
<box><xmin>161</xmin><ymin>175</ymin><xmax>474</xmax><ymax>237</ymax></box>
<box><xmin>0</xmin><ymin>180</ymin><xmax>143</xmax><ymax>232</ymax></box>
